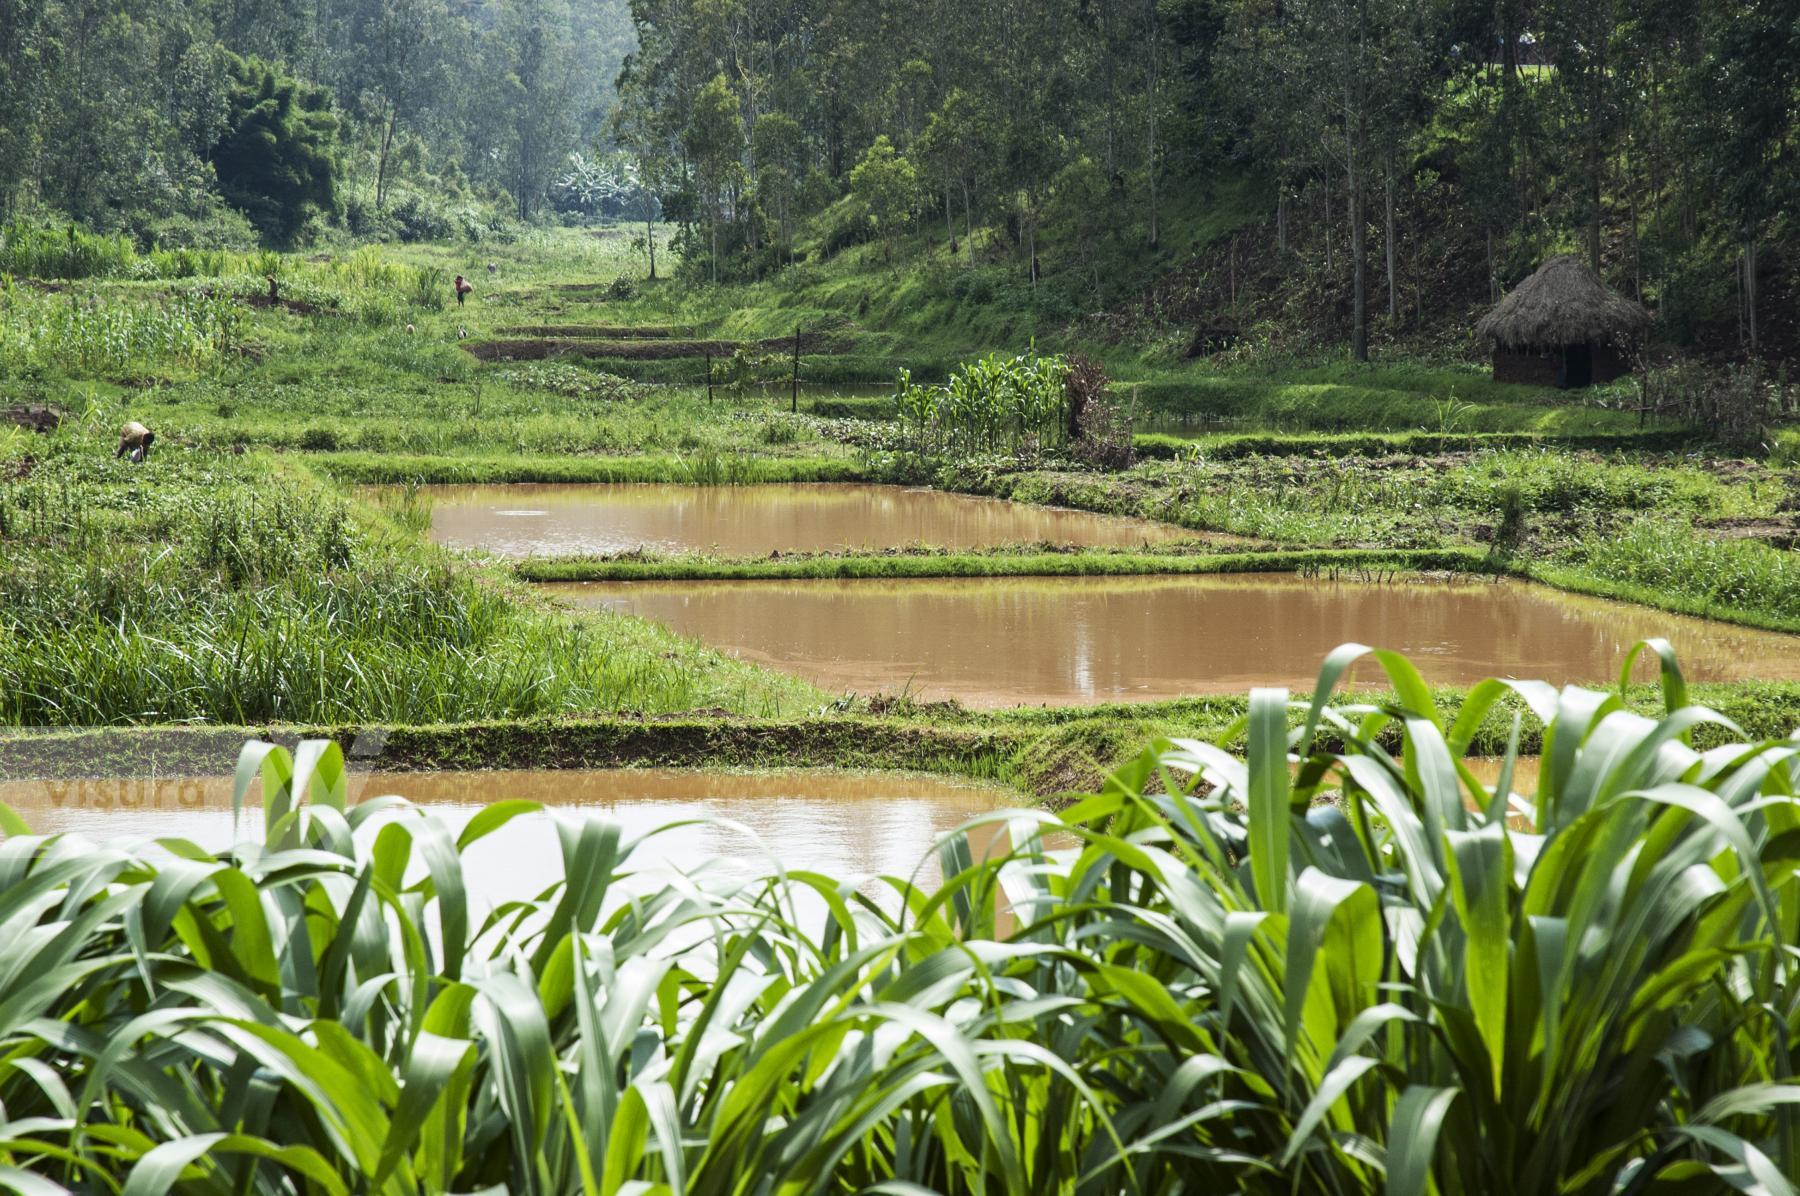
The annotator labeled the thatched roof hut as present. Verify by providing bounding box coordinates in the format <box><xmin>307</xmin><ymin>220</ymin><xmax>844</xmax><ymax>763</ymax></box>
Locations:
<box><xmin>1476</xmin><ymin>256</ymin><xmax>1650</xmax><ymax>388</ymax></box>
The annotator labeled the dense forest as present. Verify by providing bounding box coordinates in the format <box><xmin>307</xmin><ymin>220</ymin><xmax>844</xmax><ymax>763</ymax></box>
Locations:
<box><xmin>613</xmin><ymin>0</ymin><xmax>1799</xmax><ymax>357</ymax></box>
<box><xmin>0</xmin><ymin>0</ymin><xmax>635</xmax><ymax>241</ymax></box>
<box><xmin>3</xmin><ymin>0</ymin><xmax>1797</xmax><ymax>358</ymax></box>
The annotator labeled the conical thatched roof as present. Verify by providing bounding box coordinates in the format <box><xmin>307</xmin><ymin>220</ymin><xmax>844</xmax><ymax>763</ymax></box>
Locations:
<box><xmin>1475</xmin><ymin>255</ymin><xmax>1651</xmax><ymax>349</ymax></box>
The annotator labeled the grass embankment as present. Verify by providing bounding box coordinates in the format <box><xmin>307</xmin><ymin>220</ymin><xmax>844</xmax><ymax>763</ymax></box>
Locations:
<box><xmin>313</xmin><ymin>452</ymin><xmax>865</xmax><ymax>485</ymax></box>
<box><xmin>1521</xmin><ymin>526</ymin><xmax>1800</xmax><ymax>636</ymax></box>
<box><xmin>1127</xmin><ymin>371</ymin><xmax>1655</xmax><ymax>436</ymax></box>
<box><xmin>11</xmin><ymin>671</ymin><xmax>1800</xmax><ymax>800</ymax></box>
<box><xmin>832</xmin><ymin>440</ymin><xmax>1800</xmax><ymax>640</ymax></box>
<box><xmin>1133</xmin><ymin>427</ymin><xmax>1695</xmax><ymax>459</ymax></box>
<box><xmin>516</xmin><ymin>545</ymin><xmax>1484</xmax><ymax>583</ymax></box>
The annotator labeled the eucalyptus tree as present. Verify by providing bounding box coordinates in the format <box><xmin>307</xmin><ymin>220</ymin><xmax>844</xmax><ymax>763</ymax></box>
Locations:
<box><xmin>849</xmin><ymin>134</ymin><xmax>920</xmax><ymax>265</ymax></box>
<box><xmin>1542</xmin><ymin>0</ymin><xmax>1622</xmax><ymax>269</ymax></box>
<box><xmin>346</xmin><ymin>0</ymin><xmax>448</xmax><ymax>211</ymax></box>
<box><xmin>0</xmin><ymin>0</ymin><xmax>55</xmax><ymax>217</ymax></box>
<box><xmin>1219</xmin><ymin>0</ymin><xmax>1310</xmax><ymax>255</ymax></box>
<box><xmin>752</xmin><ymin>110</ymin><xmax>805</xmax><ymax>267</ymax></box>
<box><xmin>1691</xmin><ymin>0</ymin><xmax>1800</xmax><ymax>355</ymax></box>
<box><xmin>611</xmin><ymin>63</ymin><xmax>675</xmax><ymax>278</ymax></box>
<box><xmin>684</xmin><ymin>73</ymin><xmax>743</xmax><ymax>281</ymax></box>
<box><xmin>493</xmin><ymin>0</ymin><xmax>581</xmax><ymax>221</ymax></box>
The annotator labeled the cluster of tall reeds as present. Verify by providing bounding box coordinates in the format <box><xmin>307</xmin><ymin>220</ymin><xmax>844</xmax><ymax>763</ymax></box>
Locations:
<box><xmin>0</xmin><ymin>645</ymin><xmax>1792</xmax><ymax>1191</ymax></box>
<box><xmin>0</xmin><ymin>461</ymin><xmax>783</xmax><ymax>724</ymax></box>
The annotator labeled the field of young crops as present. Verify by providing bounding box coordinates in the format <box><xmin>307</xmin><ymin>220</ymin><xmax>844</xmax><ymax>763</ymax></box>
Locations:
<box><xmin>0</xmin><ymin>647</ymin><xmax>1794</xmax><ymax>1191</ymax></box>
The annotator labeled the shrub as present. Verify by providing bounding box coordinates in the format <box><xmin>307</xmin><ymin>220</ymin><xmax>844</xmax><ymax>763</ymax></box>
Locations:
<box><xmin>390</xmin><ymin>193</ymin><xmax>455</xmax><ymax>242</ymax></box>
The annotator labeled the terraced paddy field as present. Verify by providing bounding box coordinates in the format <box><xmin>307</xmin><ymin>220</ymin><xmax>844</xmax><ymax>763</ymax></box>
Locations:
<box><xmin>552</xmin><ymin>573</ymin><xmax>1800</xmax><ymax>707</ymax></box>
<box><xmin>417</xmin><ymin>481</ymin><xmax>1191</xmax><ymax>557</ymax></box>
<box><xmin>11</xmin><ymin>226</ymin><xmax>1800</xmax><ymax>1192</ymax></box>
<box><xmin>9</xmin><ymin>226</ymin><xmax>1800</xmax><ymax>785</ymax></box>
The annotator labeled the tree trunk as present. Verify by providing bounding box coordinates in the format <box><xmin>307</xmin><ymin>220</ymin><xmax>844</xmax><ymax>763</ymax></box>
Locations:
<box><xmin>1384</xmin><ymin>158</ymin><xmax>1396</xmax><ymax>320</ymax></box>
<box><xmin>1735</xmin><ymin>245</ymin><xmax>1744</xmax><ymax>347</ymax></box>
<box><xmin>961</xmin><ymin>178</ymin><xmax>974</xmax><ymax>269</ymax></box>
<box><xmin>1745</xmin><ymin>238</ymin><xmax>1759</xmax><ymax>354</ymax></box>
<box><xmin>1587</xmin><ymin>147</ymin><xmax>1603</xmax><ymax>268</ymax></box>
<box><xmin>646</xmin><ymin>204</ymin><xmax>657</xmax><ymax>281</ymax></box>
<box><xmin>1322</xmin><ymin>186</ymin><xmax>1332</xmax><ymax>274</ymax></box>
<box><xmin>1143</xmin><ymin>0</ymin><xmax>1160</xmax><ymax>249</ymax></box>
<box><xmin>944</xmin><ymin>177</ymin><xmax>954</xmax><ymax>248</ymax></box>
<box><xmin>1351</xmin><ymin>176</ymin><xmax>1367</xmax><ymax>362</ymax></box>
<box><xmin>1347</xmin><ymin>83</ymin><xmax>1367</xmax><ymax>362</ymax></box>
<box><xmin>1103</xmin><ymin>0</ymin><xmax>1117</xmax><ymax>175</ymax></box>
<box><xmin>1486</xmin><ymin>226</ymin><xmax>1496</xmax><ymax>304</ymax></box>
<box><xmin>1276</xmin><ymin>184</ymin><xmax>1287</xmax><ymax>255</ymax></box>
<box><xmin>376</xmin><ymin>108</ymin><xmax>398</xmax><ymax>211</ymax></box>
<box><xmin>1629</xmin><ymin>161</ymin><xmax>1641</xmax><ymax>302</ymax></box>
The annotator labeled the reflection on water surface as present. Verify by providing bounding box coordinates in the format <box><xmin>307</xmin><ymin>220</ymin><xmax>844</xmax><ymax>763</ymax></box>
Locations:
<box><xmin>556</xmin><ymin>573</ymin><xmax>1800</xmax><ymax>707</ymax></box>
<box><xmin>413</xmin><ymin>482</ymin><xmax>1189</xmax><ymax>557</ymax></box>
<box><xmin>0</xmin><ymin>769</ymin><xmax>1018</xmax><ymax>912</ymax></box>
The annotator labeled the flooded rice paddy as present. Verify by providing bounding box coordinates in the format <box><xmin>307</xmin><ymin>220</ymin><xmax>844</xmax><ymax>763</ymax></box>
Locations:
<box><xmin>0</xmin><ymin>769</ymin><xmax>1015</xmax><ymax>912</ymax></box>
<box><xmin>557</xmin><ymin>573</ymin><xmax>1800</xmax><ymax>707</ymax></box>
<box><xmin>418</xmin><ymin>483</ymin><xmax>1188</xmax><ymax>557</ymax></box>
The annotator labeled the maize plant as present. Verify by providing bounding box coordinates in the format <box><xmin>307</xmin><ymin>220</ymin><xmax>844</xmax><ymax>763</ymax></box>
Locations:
<box><xmin>894</xmin><ymin>351</ymin><xmax>1073</xmax><ymax>458</ymax></box>
<box><xmin>0</xmin><ymin>642</ymin><xmax>1794</xmax><ymax>1191</ymax></box>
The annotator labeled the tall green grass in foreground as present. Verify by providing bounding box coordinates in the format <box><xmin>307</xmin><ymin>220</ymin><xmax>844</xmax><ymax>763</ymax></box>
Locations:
<box><xmin>0</xmin><ymin>451</ymin><xmax>819</xmax><ymax>723</ymax></box>
<box><xmin>0</xmin><ymin>644</ymin><xmax>1795</xmax><ymax>1191</ymax></box>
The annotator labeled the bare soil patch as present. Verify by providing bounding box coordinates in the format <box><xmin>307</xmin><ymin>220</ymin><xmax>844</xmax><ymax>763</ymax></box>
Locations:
<box><xmin>1</xmin><ymin>405</ymin><xmax>62</xmax><ymax>433</ymax></box>
<box><xmin>242</xmin><ymin>292</ymin><xmax>323</xmax><ymax>316</ymax></box>
<box><xmin>1699</xmin><ymin>515</ymin><xmax>1800</xmax><ymax>548</ymax></box>
<box><xmin>462</xmin><ymin>329</ymin><xmax>844</xmax><ymax>362</ymax></box>
<box><xmin>494</xmin><ymin>325</ymin><xmax>677</xmax><ymax>339</ymax></box>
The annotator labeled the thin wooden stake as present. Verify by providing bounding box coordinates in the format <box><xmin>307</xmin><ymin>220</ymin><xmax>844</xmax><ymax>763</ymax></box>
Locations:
<box><xmin>792</xmin><ymin>323</ymin><xmax>801</xmax><ymax>414</ymax></box>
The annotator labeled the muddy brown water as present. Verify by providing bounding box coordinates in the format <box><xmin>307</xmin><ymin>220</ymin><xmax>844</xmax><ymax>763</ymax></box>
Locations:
<box><xmin>553</xmin><ymin>573</ymin><xmax>1800</xmax><ymax>708</ymax></box>
<box><xmin>419</xmin><ymin>483</ymin><xmax>1190</xmax><ymax>557</ymax></box>
<box><xmin>0</xmin><ymin>769</ymin><xmax>1019</xmax><ymax>912</ymax></box>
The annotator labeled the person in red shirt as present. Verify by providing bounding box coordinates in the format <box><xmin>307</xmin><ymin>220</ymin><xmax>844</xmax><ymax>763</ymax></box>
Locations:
<box><xmin>453</xmin><ymin>275</ymin><xmax>473</xmax><ymax>307</ymax></box>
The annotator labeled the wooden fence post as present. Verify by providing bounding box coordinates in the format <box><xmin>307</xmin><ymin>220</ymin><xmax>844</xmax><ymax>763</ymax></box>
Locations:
<box><xmin>791</xmin><ymin>324</ymin><xmax>802</xmax><ymax>414</ymax></box>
